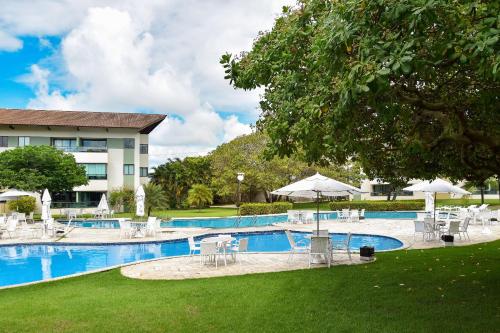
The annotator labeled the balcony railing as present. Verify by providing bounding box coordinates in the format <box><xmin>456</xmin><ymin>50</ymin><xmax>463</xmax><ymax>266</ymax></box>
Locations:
<box><xmin>55</xmin><ymin>146</ymin><xmax>108</xmax><ymax>153</ymax></box>
<box><xmin>52</xmin><ymin>201</ymin><xmax>100</xmax><ymax>208</ymax></box>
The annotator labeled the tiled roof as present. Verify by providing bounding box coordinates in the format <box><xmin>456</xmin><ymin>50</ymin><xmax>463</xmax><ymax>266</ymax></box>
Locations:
<box><xmin>0</xmin><ymin>108</ymin><xmax>166</xmax><ymax>134</ymax></box>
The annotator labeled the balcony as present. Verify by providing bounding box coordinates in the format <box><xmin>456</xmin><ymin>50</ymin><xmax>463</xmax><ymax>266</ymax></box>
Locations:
<box><xmin>55</xmin><ymin>146</ymin><xmax>108</xmax><ymax>153</ymax></box>
<box><xmin>370</xmin><ymin>190</ymin><xmax>414</xmax><ymax>197</ymax></box>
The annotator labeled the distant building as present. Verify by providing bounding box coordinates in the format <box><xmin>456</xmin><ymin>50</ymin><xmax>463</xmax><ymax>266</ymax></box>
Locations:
<box><xmin>0</xmin><ymin>108</ymin><xmax>166</xmax><ymax>209</ymax></box>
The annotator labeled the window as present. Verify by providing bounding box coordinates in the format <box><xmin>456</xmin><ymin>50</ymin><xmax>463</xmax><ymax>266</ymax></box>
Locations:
<box><xmin>140</xmin><ymin>167</ymin><xmax>149</xmax><ymax>177</ymax></box>
<box><xmin>18</xmin><ymin>136</ymin><xmax>30</xmax><ymax>147</ymax></box>
<box><xmin>140</xmin><ymin>144</ymin><xmax>148</xmax><ymax>154</ymax></box>
<box><xmin>81</xmin><ymin>139</ymin><xmax>107</xmax><ymax>152</ymax></box>
<box><xmin>124</xmin><ymin>164</ymin><xmax>134</xmax><ymax>175</ymax></box>
<box><xmin>0</xmin><ymin>136</ymin><xmax>7</xmax><ymax>147</ymax></box>
<box><xmin>124</xmin><ymin>138</ymin><xmax>135</xmax><ymax>149</ymax></box>
<box><xmin>52</xmin><ymin>138</ymin><xmax>77</xmax><ymax>152</ymax></box>
<box><xmin>80</xmin><ymin>163</ymin><xmax>107</xmax><ymax>180</ymax></box>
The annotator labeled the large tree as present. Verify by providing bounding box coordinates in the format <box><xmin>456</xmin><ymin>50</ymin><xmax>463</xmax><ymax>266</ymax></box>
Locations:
<box><xmin>0</xmin><ymin>146</ymin><xmax>87</xmax><ymax>193</ymax></box>
<box><xmin>221</xmin><ymin>0</ymin><xmax>500</xmax><ymax>185</ymax></box>
<box><xmin>209</xmin><ymin>132</ymin><xmax>362</xmax><ymax>202</ymax></box>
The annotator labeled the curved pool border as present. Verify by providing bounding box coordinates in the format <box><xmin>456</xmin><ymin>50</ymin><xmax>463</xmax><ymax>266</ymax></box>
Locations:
<box><xmin>0</xmin><ymin>230</ymin><xmax>406</xmax><ymax>290</ymax></box>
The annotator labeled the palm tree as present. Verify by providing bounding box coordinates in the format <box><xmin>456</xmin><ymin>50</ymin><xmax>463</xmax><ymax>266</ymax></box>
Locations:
<box><xmin>187</xmin><ymin>184</ymin><xmax>213</xmax><ymax>211</ymax></box>
<box><xmin>144</xmin><ymin>183</ymin><xmax>168</xmax><ymax>216</ymax></box>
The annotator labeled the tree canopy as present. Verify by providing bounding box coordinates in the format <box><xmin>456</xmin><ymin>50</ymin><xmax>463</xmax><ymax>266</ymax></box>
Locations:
<box><xmin>221</xmin><ymin>0</ymin><xmax>500</xmax><ymax>185</ymax></box>
<box><xmin>0</xmin><ymin>146</ymin><xmax>87</xmax><ymax>193</ymax></box>
<box><xmin>208</xmin><ymin>132</ymin><xmax>362</xmax><ymax>202</ymax></box>
<box><xmin>151</xmin><ymin>156</ymin><xmax>211</xmax><ymax>208</ymax></box>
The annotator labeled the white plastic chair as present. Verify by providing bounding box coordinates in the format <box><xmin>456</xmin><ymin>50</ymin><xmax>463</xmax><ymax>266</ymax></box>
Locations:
<box><xmin>341</xmin><ymin>209</ymin><xmax>350</xmax><ymax>222</ymax></box>
<box><xmin>332</xmin><ymin>232</ymin><xmax>352</xmax><ymax>261</ymax></box>
<box><xmin>17</xmin><ymin>213</ymin><xmax>27</xmax><ymax>225</ymax></box>
<box><xmin>188</xmin><ymin>237</ymin><xmax>201</xmax><ymax>256</ymax></box>
<box><xmin>309</xmin><ymin>236</ymin><xmax>332</xmax><ymax>268</ymax></box>
<box><xmin>230</xmin><ymin>238</ymin><xmax>249</xmax><ymax>264</ymax></box>
<box><xmin>285</xmin><ymin>230</ymin><xmax>309</xmax><ymax>262</ymax></box>
<box><xmin>445</xmin><ymin>220</ymin><xmax>461</xmax><ymax>239</ymax></box>
<box><xmin>304</xmin><ymin>211</ymin><xmax>315</xmax><ymax>224</ymax></box>
<box><xmin>6</xmin><ymin>217</ymin><xmax>18</xmax><ymax>238</ymax></box>
<box><xmin>145</xmin><ymin>216</ymin><xmax>157</xmax><ymax>237</ymax></box>
<box><xmin>200</xmin><ymin>241</ymin><xmax>219</xmax><ymax>268</ymax></box>
<box><xmin>414</xmin><ymin>220</ymin><xmax>425</xmax><ymax>240</ymax></box>
<box><xmin>359</xmin><ymin>209</ymin><xmax>365</xmax><ymax>220</ymax></box>
<box><xmin>459</xmin><ymin>217</ymin><xmax>471</xmax><ymax>240</ymax></box>
<box><xmin>119</xmin><ymin>220</ymin><xmax>133</xmax><ymax>239</ymax></box>
<box><xmin>350</xmin><ymin>210</ymin><xmax>360</xmax><ymax>223</ymax></box>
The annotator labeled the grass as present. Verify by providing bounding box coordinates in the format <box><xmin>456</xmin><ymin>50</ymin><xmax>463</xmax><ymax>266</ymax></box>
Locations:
<box><xmin>0</xmin><ymin>241</ymin><xmax>498</xmax><ymax>332</ymax></box>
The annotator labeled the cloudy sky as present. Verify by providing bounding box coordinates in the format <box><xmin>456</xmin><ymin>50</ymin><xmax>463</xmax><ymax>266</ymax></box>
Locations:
<box><xmin>0</xmin><ymin>0</ymin><xmax>291</xmax><ymax>166</ymax></box>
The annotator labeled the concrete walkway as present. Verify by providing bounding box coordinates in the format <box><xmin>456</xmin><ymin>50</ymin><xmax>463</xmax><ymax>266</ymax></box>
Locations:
<box><xmin>121</xmin><ymin>252</ymin><xmax>362</xmax><ymax>280</ymax></box>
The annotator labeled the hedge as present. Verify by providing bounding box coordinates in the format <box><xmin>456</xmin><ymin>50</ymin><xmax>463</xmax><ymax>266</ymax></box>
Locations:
<box><xmin>329</xmin><ymin>200</ymin><xmax>424</xmax><ymax>211</ymax></box>
<box><xmin>239</xmin><ymin>202</ymin><xmax>293</xmax><ymax>215</ymax></box>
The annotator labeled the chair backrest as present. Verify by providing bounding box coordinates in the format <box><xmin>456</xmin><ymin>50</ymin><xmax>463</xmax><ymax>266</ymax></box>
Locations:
<box><xmin>188</xmin><ymin>237</ymin><xmax>196</xmax><ymax>250</ymax></box>
<box><xmin>285</xmin><ymin>230</ymin><xmax>296</xmax><ymax>248</ymax></box>
<box><xmin>17</xmin><ymin>213</ymin><xmax>26</xmax><ymax>220</ymax></box>
<box><xmin>238</xmin><ymin>238</ymin><xmax>249</xmax><ymax>252</ymax></box>
<box><xmin>351</xmin><ymin>210</ymin><xmax>359</xmax><ymax>217</ymax></box>
<box><xmin>449</xmin><ymin>220</ymin><xmax>460</xmax><ymax>233</ymax></box>
<box><xmin>416</xmin><ymin>212</ymin><xmax>426</xmax><ymax>221</ymax></box>
<box><xmin>342</xmin><ymin>209</ymin><xmax>349</xmax><ymax>215</ymax></box>
<box><xmin>7</xmin><ymin>217</ymin><xmax>17</xmax><ymax>231</ymax></box>
<box><xmin>360</xmin><ymin>209</ymin><xmax>365</xmax><ymax>217</ymax></box>
<box><xmin>478</xmin><ymin>204</ymin><xmax>489</xmax><ymax>211</ymax></box>
<box><xmin>312</xmin><ymin>229</ymin><xmax>329</xmax><ymax>237</ymax></box>
<box><xmin>119</xmin><ymin>220</ymin><xmax>131</xmax><ymax>229</ymax></box>
<box><xmin>414</xmin><ymin>220</ymin><xmax>425</xmax><ymax>232</ymax></box>
<box><xmin>310</xmin><ymin>236</ymin><xmax>329</xmax><ymax>254</ymax></box>
<box><xmin>344</xmin><ymin>232</ymin><xmax>352</xmax><ymax>248</ymax></box>
<box><xmin>147</xmin><ymin>216</ymin><xmax>157</xmax><ymax>227</ymax></box>
<box><xmin>336</xmin><ymin>210</ymin><xmax>341</xmax><ymax>218</ymax></box>
<box><xmin>200</xmin><ymin>241</ymin><xmax>217</xmax><ymax>255</ymax></box>
<box><xmin>462</xmin><ymin>217</ymin><xmax>471</xmax><ymax>230</ymax></box>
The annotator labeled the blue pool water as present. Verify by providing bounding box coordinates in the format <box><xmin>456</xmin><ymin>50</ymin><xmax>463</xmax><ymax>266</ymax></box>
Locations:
<box><xmin>0</xmin><ymin>231</ymin><xmax>403</xmax><ymax>287</ymax></box>
<box><xmin>60</xmin><ymin>212</ymin><xmax>417</xmax><ymax>229</ymax></box>
<box><xmin>164</xmin><ymin>211</ymin><xmax>417</xmax><ymax>228</ymax></box>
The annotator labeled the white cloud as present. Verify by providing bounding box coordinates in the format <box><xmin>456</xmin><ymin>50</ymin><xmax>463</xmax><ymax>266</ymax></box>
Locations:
<box><xmin>0</xmin><ymin>30</ymin><xmax>22</xmax><ymax>51</ymax></box>
<box><xmin>4</xmin><ymin>0</ymin><xmax>291</xmax><ymax>163</ymax></box>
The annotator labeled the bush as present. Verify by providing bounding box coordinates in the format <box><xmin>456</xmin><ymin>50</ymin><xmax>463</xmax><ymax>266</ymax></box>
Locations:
<box><xmin>239</xmin><ymin>202</ymin><xmax>293</xmax><ymax>215</ymax></box>
<box><xmin>8</xmin><ymin>196</ymin><xmax>36</xmax><ymax>214</ymax></box>
<box><xmin>109</xmin><ymin>187</ymin><xmax>135</xmax><ymax>213</ymax></box>
<box><xmin>329</xmin><ymin>200</ymin><xmax>424</xmax><ymax>211</ymax></box>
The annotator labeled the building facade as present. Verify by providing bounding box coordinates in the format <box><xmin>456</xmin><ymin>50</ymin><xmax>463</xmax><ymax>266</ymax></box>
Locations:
<box><xmin>0</xmin><ymin>109</ymin><xmax>166</xmax><ymax>208</ymax></box>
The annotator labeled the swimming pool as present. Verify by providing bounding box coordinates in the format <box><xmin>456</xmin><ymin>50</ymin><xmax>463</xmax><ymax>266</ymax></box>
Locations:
<box><xmin>0</xmin><ymin>231</ymin><xmax>403</xmax><ymax>287</ymax></box>
<box><xmin>60</xmin><ymin>211</ymin><xmax>417</xmax><ymax>229</ymax></box>
<box><xmin>164</xmin><ymin>211</ymin><xmax>417</xmax><ymax>228</ymax></box>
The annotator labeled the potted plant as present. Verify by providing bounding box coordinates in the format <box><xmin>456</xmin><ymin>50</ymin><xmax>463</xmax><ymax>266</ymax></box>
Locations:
<box><xmin>441</xmin><ymin>234</ymin><xmax>454</xmax><ymax>247</ymax></box>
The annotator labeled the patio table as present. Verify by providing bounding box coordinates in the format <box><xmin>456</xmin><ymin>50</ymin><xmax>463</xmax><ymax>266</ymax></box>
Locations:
<box><xmin>201</xmin><ymin>236</ymin><xmax>235</xmax><ymax>266</ymax></box>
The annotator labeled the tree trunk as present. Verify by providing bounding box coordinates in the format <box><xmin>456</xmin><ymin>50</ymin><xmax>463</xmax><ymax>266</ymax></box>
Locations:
<box><xmin>480</xmin><ymin>185</ymin><xmax>484</xmax><ymax>205</ymax></box>
<box><xmin>391</xmin><ymin>190</ymin><xmax>397</xmax><ymax>201</ymax></box>
<box><xmin>147</xmin><ymin>206</ymin><xmax>151</xmax><ymax>217</ymax></box>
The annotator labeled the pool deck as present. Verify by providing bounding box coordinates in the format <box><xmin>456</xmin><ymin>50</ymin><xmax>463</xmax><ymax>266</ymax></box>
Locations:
<box><xmin>1</xmin><ymin>218</ymin><xmax>498</xmax><ymax>250</ymax></box>
<box><xmin>121</xmin><ymin>252</ymin><xmax>363</xmax><ymax>280</ymax></box>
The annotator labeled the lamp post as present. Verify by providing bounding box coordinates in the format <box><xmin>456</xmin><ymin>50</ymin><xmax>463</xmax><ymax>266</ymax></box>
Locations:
<box><xmin>236</xmin><ymin>172</ymin><xmax>245</xmax><ymax>207</ymax></box>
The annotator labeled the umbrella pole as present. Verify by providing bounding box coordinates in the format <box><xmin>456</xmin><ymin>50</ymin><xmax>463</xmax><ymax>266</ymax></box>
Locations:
<box><xmin>316</xmin><ymin>192</ymin><xmax>320</xmax><ymax>234</ymax></box>
<box><xmin>433</xmin><ymin>192</ymin><xmax>436</xmax><ymax>224</ymax></box>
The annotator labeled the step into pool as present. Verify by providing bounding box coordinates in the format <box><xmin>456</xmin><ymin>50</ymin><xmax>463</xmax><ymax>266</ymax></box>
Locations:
<box><xmin>0</xmin><ymin>231</ymin><xmax>403</xmax><ymax>287</ymax></box>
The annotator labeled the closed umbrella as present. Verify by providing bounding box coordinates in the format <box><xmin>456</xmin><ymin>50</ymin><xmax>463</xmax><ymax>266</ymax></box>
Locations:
<box><xmin>41</xmin><ymin>189</ymin><xmax>52</xmax><ymax>239</ymax></box>
<box><xmin>97</xmin><ymin>194</ymin><xmax>109</xmax><ymax>213</ymax></box>
<box><xmin>404</xmin><ymin>178</ymin><xmax>470</xmax><ymax>223</ymax></box>
<box><xmin>135</xmin><ymin>185</ymin><xmax>145</xmax><ymax>218</ymax></box>
<box><xmin>271</xmin><ymin>173</ymin><xmax>362</xmax><ymax>233</ymax></box>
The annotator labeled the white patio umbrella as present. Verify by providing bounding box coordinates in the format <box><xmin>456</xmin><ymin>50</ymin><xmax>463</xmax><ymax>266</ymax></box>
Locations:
<box><xmin>135</xmin><ymin>185</ymin><xmax>145</xmax><ymax>218</ymax></box>
<box><xmin>0</xmin><ymin>189</ymin><xmax>34</xmax><ymax>201</ymax></box>
<box><xmin>41</xmin><ymin>189</ymin><xmax>52</xmax><ymax>239</ymax></box>
<box><xmin>97</xmin><ymin>194</ymin><xmax>109</xmax><ymax>212</ymax></box>
<box><xmin>271</xmin><ymin>172</ymin><xmax>362</xmax><ymax>233</ymax></box>
<box><xmin>404</xmin><ymin>178</ymin><xmax>470</xmax><ymax>222</ymax></box>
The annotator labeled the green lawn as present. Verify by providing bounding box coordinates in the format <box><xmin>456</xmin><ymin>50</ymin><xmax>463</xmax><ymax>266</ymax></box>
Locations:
<box><xmin>0</xmin><ymin>241</ymin><xmax>498</xmax><ymax>332</ymax></box>
<box><xmin>115</xmin><ymin>207</ymin><xmax>239</xmax><ymax>219</ymax></box>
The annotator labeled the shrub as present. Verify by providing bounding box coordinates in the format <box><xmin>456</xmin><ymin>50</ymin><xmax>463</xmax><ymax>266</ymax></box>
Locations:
<box><xmin>239</xmin><ymin>202</ymin><xmax>293</xmax><ymax>215</ymax></box>
<box><xmin>187</xmin><ymin>184</ymin><xmax>214</xmax><ymax>210</ymax></box>
<box><xmin>109</xmin><ymin>187</ymin><xmax>135</xmax><ymax>213</ymax></box>
<box><xmin>8</xmin><ymin>196</ymin><xmax>36</xmax><ymax>214</ymax></box>
<box><xmin>328</xmin><ymin>200</ymin><xmax>424</xmax><ymax>211</ymax></box>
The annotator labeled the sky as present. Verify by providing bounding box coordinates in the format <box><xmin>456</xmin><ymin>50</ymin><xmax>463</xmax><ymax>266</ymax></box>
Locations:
<box><xmin>0</xmin><ymin>0</ymin><xmax>291</xmax><ymax>166</ymax></box>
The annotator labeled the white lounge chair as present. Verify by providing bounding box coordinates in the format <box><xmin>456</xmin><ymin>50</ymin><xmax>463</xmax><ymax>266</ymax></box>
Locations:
<box><xmin>285</xmin><ymin>230</ymin><xmax>309</xmax><ymax>262</ymax></box>
<box><xmin>188</xmin><ymin>237</ymin><xmax>201</xmax><ymax>256</ymax></box>
<box><xmin>332</xmin><ymin>232</ymin><xmax>352</xmax><ymax>261</ymax></box>
<box><xmin>309</xmin><ymin>236</ymin><xmax>332</xmax><ymax>268</ymax></box>
<box><xmin>200</xmin><ymin>241</ymin><xmax>219</xmax><ymax>268</ymax></box>
<box><xmin>230</xmin><ymin>238</ymin><xmax>249</xmax><ymax>264</ymax></box>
